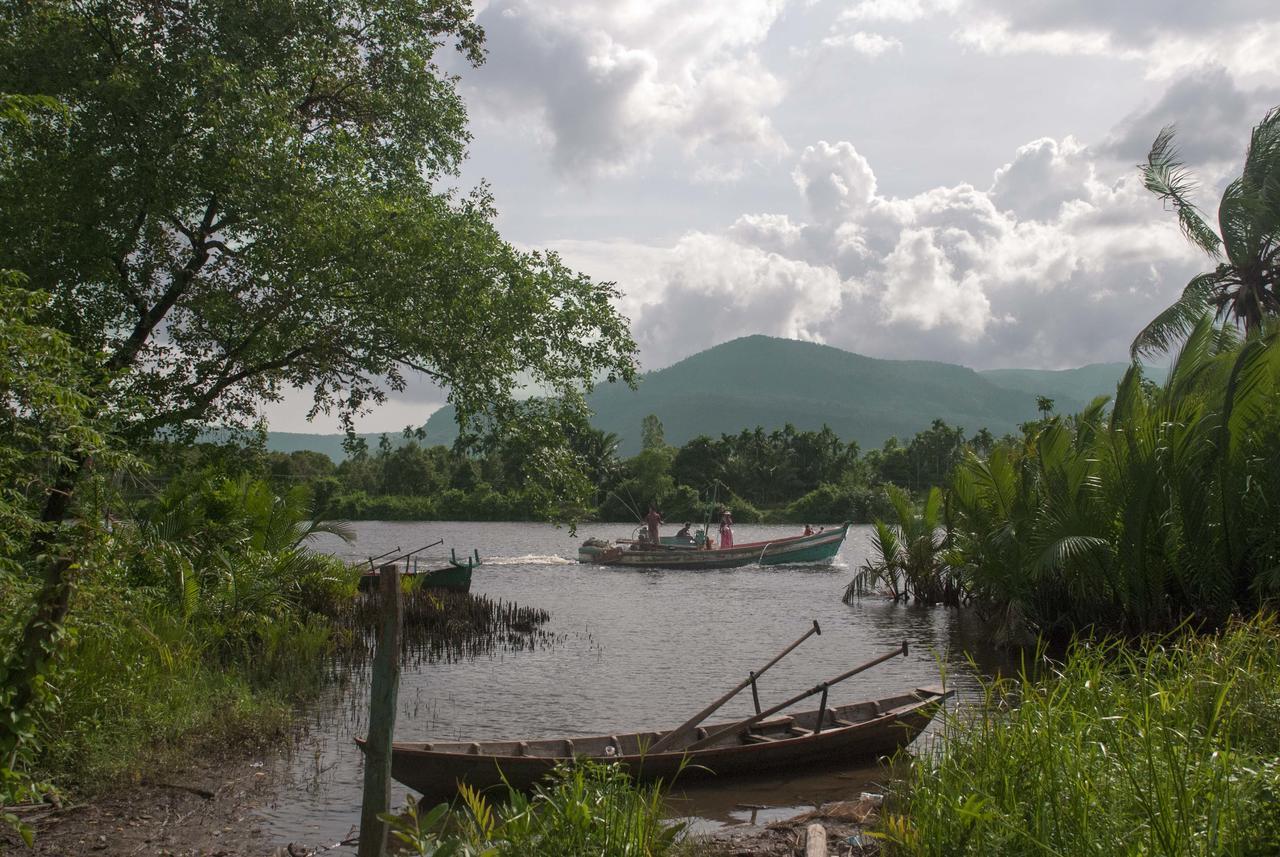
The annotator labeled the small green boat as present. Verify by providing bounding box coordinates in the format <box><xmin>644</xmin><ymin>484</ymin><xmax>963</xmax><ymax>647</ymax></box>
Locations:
<box><xmin>358</xmin><ymin>548</ymin><xmax>480</xmax><ymax>593</ymax></box>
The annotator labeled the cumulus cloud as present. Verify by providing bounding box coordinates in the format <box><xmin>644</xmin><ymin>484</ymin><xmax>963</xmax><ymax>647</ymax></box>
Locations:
<box><xmin>553</xmin><ymin>129</ymin><xmax>1207</xmax><ymax>371</ymax></box>
<box><xmin>464</xmin><ymin>0</ymin><xmax>790</xmax><ymax>177</ymax></box>
<box><xmin>1098</xmin><ymin>66</ymin><xmax>1280</xmax><ymax>172</ymax></box>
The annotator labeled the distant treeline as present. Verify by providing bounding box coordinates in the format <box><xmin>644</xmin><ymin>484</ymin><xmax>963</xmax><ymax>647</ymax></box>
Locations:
<box><xmin>198</xmin><ymin>414</ymin><xmax>1014</xmax><ymax>524</ymax></box>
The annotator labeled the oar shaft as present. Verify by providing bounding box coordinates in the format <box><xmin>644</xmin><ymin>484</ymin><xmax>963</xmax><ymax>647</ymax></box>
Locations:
<box><xmin>384</xmin><ymin>539</ymin><xmax>444</xmax><ymax>567</ymax></box>
<box><xmin>649</xmin><ymin>620</ymin><xmax>821</xmax><ymax>753</ymax></box>
<box><xmin>684</xmin><ymin>641</ymin><xmax>909</xmax><ymax>751</ymax></box>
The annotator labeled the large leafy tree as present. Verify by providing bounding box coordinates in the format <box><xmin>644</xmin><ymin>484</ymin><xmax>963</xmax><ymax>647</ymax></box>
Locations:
<box><xmin>1131</xmin><ymin>107</ymin><xmax>1280</xmax><ymax>357</ymax></box>
<box><xmin>0</xmin><ymin>0</ymin><xmax>636</xmax><ymax>750</ymax></box>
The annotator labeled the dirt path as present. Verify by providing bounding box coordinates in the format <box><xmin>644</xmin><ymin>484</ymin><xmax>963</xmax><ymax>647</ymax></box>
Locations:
<box><xmin>0</xmin><ymin>758</ymin><xmax>331</xmax><ymax>857</ymax></box>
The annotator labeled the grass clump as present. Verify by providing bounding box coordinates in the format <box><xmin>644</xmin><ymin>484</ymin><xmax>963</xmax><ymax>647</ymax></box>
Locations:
<box><xmin>386</xmin><ymin>761</ymin><xmax>683</xmax><ymax>856</ymax></box>
<box><xmin>878</xmin><ymin>616</ymin><xmax>1280</xmax><ymax>856</ymax></box>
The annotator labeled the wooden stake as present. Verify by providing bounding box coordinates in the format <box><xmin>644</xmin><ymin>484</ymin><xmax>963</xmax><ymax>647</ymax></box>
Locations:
<box><xmin>805</xmin><ymin>823</ymin><xmax>828</xmax><ymax>857</ymax></box>
<box><xmin>358</xmin><ymin>564</ymin><xmax>403</xmax><ymax>857</ymax></box>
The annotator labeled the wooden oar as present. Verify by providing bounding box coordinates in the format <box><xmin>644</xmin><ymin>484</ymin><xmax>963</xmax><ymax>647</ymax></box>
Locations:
<box><xmin>361</xmin><ymin>546</ymin><xmax>402</xmax><ymax>570</ymax></box>
<box><xmin>648</xmin><ymin>620</ymin><xmax>821</xmax><ymax>754</ymax></box>
<box><xmin>683</xmin><ymin>641</ymin><xmax>909</xmax><ymax>752</ymax></box>
<box><xmin>383</xmin><ymin>539</ymin><xmax>444</xmax><ymax>567</ymax></box>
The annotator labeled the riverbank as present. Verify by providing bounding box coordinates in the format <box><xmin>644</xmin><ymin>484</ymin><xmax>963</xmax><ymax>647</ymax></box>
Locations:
<box><xmin>0</xmin><ymin>755</ymin><xmax>302</xmax><ymax>857</ymax></box>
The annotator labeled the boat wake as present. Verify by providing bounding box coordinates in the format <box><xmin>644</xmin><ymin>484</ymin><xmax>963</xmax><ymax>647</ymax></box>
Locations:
<box><xmin>484</xmin><ymin>554</ymin><xmax>575</xmax><ymax>566</ymax></box>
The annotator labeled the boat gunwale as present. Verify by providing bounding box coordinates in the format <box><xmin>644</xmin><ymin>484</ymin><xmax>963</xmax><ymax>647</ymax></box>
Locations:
<box><xmin>381</xmin><ymin>686</ymin><xmax>949</xmax><ymax>763</ymax></box>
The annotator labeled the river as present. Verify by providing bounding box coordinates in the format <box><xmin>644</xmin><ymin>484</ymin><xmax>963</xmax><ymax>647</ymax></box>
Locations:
<box><xmin>259</xmin><ymin>521</ymin><xmax>1006</xmax><ymax>848</ymax></box>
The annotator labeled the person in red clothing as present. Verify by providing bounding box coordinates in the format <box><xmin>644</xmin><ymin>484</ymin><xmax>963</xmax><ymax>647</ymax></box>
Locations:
<box><xmin>719</xmin><ymin>509</ymin><xmax>734</xmax><ymax>548</ymax></box>
<box><xmin>803</xmin><ymin>523</ymin><xmax>814</xmax><ymax>536</ymax></box>
<box><xmin>645</xmin><ymin>505</ymin><xmax>663</xmax><ymax>545</ymax></box>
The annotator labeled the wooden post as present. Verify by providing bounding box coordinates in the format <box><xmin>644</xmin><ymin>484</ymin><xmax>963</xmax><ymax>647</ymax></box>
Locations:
<box><xmin>358</xmin><ymin>564</ymin><xmax>402</xmax><ymax>857</ymax></box>
<box><xmin>805</xmin><ymin>823</ymin><xmax>828</xmax><ymax>857</ymax></box>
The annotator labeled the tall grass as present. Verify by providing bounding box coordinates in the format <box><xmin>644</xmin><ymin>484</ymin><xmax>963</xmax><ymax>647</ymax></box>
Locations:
<box><xmin>878</xmin><ymin>616</ymin><xmax>1280</xmax><ymax>857</ymax></box>
<box><xmin>385</xmin><ymin>761</ymin><xmax>682</xmax><ymax>857</ymax></box>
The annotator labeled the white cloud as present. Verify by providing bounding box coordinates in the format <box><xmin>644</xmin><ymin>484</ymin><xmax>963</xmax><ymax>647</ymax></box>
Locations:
<box><xmin>464</xmin><ymin>0</ymin><xmax>791</xmax><ymax>178</ymax></box>
<box><xmin>820</xmin><ymin>31</ymin><xmax>903</xmax><ymax>57</ymax></box>
<box><xmin>792</xmin><ymin>141</ymin><xmax>878</xmax><ymax>221</ymax></box>
<box><xmin>838</xmin><ymin>0</ymin><xmax>959</xmax><ymax>23</ymax></box>
<box><xmin>553</xmin><ymin>131</ymin><xmax>1205</xmax><ymax>371</ymax></box>
<box><xmin>879</xmin><ymin>228</ymin><xmax>992</xmax><ymax>337</ymax></box>
<box><xmin>955</xmin><ymin>2</ymin><xmax>1280</xmax><ymax>82</ymax></box>
<box><xmin>989</xmin><ymin>136</ymin><xmax>1093</xmax><ymax>221</ymax></box>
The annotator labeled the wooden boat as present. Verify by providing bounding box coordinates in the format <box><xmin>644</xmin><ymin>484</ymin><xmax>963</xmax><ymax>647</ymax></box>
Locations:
<box><xmin>358</xmin><ymin>548</ymin><xmax>480</xmax><ymax>593</ymax></box>
<box><xmin>363</xmin><ymin>686</ymin><xmax>949</xmax><ymax>802</ymax></box>
<box><xmin>578</xmin><ymin>523</ymin><xmax>850</xmax><ymax>569</ymax></box>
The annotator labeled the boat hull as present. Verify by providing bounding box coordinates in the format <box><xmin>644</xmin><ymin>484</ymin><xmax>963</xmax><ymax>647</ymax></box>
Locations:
<box><xmin>367</xmin><ymin>686</ymin><xmax>949</xmax><ymax>803</ymax></box>
<box><xmin>578</xmin><ymin>524</ymin><xmax>849</xmax><ymax>569</ymax></box>
<box><xmin>358</xmin><ymin>562</ymin><xmax>474</xmax><ymax>593</ymax></box>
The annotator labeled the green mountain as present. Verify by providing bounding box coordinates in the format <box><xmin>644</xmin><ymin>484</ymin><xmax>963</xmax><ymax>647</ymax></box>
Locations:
<box><xmin>979</xmin><ymin>364</ymin><xmax>1133</xmax><ymax>406</ymax></box>
<box><xmin>260</xmin><ymin>431</ymin><xmax>391</xmax><ymax>460</ymax></box>
<box><xmin>418</xmin><ymin>336</ymin><xmax>1131</xmax><ymax>456</ymax></box>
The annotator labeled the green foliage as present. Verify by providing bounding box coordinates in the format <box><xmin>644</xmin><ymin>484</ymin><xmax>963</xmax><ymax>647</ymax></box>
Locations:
<box><xmin>948</xmin><ymin>319</ymin><xmax>1280</xmax><ymax>640</ymax></box>
<box><xmin>1133</xmin><ymin>107</ymin><xmax>1280</xmax><ymax>355</ymax></box>
<box><xmin>844</xmin><ymin>486</ymin><xmax>957</xmax><ymax>605</ymax></box>
<box><xmin>878</xmin><ymin>617</ymin><xmax>1280</xmax><ymax>857</ymax></box>
<box><xmin>641</xmin><ymin>414</ymin><xmax>666</xmax><ymax>451</ymax></box>
<box><xmin>385</xmin><ymin>761</ymin><xmax>683</xmax><ymax>857</ymax></box>
<box><xmin>1</xmin><ymin>1</ymin><xmax>637</xmax><ymax>446</ymax></box>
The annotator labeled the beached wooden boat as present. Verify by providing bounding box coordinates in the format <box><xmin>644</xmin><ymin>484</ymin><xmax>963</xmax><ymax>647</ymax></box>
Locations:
<box><xmin>365</xmin><ymin>686</ymin><xmax>949</xmax><ymax>802</ymax></box>
<box><xmin>358</xmin><ymin>548</ymin><xmax>480</xmax><ymax>593</ymax></box>
<box><xmin>578</xmin><ymin>523</ymin><xmax>850</xmax><ymax>569</ymax></box>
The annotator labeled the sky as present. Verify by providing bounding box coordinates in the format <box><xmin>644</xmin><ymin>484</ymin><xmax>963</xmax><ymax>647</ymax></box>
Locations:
<box><xmin>265</xmin><ymin>0</ymin><xmax>1280</xmax><ymax>433</ymax></box>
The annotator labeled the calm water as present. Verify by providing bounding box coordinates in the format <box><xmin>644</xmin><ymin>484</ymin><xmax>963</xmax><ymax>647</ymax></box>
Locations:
<box><xmin>259</xmin><ymin>521</ymin><xmax>1005</xmax><ymax>848</ymax></box>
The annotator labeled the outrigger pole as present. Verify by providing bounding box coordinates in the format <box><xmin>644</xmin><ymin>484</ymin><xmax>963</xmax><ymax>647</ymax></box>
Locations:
<box><xmin>684</xmin><ymin>641</ymin><xmax>910</xmax><ymax>751</ymax></box>
<box><xmin>649</xmin><ymin>620</ymin><xmax>821</xmax><ymax>754</ymax></box>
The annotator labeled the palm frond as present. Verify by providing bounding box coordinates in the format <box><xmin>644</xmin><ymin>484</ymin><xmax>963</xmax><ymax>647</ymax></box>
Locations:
<box><xmin>1143</xmin><ymin>125</ymin><xmax>1223</xmax><ymax>257</ymax></box>
<box><xmin>1131</xmin><ymin>274</ymin><xmax>1223</xmax><ymax>359</ymax></box>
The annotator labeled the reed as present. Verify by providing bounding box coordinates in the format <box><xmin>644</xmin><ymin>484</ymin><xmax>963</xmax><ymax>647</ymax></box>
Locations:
<box><xmin>384</xmin><ymin>760</ymin><xmax>683</xmax><ymax>857</ymax></box>
<box><xmin>332</xmin><ymin>589</ymin><xmax>557</xmax><ymax>670</ymax></box>
<box><xmin>877</xmin><ymin>616</ymin><xmax>1280</xmax><ymax>857</ymax></box>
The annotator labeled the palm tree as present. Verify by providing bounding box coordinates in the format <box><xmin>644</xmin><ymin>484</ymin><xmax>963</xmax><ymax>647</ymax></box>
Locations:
<box><xmin>1131</xmin><ymin>107</ymin><xmax>1280</xmax><ymax>357</ymax></box>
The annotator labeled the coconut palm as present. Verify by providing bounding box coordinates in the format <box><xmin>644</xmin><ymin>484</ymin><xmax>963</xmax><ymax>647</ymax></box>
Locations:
<box><xmin>1131</xmin><ymin>107</ymin><xmax>1280</xmax><ymax>357</ymax></box>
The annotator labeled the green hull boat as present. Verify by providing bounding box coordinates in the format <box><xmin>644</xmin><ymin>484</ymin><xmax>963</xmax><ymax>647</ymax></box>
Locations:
<box><xmin>579</xmin><ymin>524</ymin><xmax>850</xmax><ymax>570</ymax></box>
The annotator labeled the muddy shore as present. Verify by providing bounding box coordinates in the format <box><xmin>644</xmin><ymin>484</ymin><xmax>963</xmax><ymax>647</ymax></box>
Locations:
<box><xmin>0</xmin><ymin>757</ymin><xmax>320</xmax><ymax>857</ymax></box>
<box><xmin>2</xmin><ymin>762</ymin><xmax>883</xmax><ymax>857</ymax></box>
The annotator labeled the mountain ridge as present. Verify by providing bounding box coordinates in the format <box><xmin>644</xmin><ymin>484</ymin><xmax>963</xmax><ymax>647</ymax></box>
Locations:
<box><xmin>267</xmin><ymin>336</ymin><xmax>1132</xmax><ymax>459</ymax></box>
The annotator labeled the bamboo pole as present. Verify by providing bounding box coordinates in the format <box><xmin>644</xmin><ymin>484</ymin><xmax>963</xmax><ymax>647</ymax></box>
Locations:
<box><xmin>649</xmin><ymin>620</ymin><xmax>821</xmax><ymax>753</ymax></box>
<box><xmin>684</xmin><ymin>642</ymin><xmax>909</xmax><ymax>751</ymax></box>
<box><xmin>358</xmin><ymin>564</ymin><xmax>403</xmax><ymax>857</ymax></box>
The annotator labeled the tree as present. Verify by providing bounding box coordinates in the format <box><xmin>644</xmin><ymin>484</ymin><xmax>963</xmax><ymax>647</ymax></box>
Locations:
<box><xmin>0</xmin><ymin>1</ymin><xmax>636</xmax><ymax>757</ymax></box>
<box><xmin>1131</xmin><ymin>107</ymin><xmax>1280</xmax><ymax>357</ymax></box>
<box><xmin>641</xmin><ymin>414</ymin><xmax>666</xmax><ymax>450</ymax></box>
<box><xmin>1036</xmin><ymin>396</ymin><xmax>1055</xmax><ymax>418</ymax></box>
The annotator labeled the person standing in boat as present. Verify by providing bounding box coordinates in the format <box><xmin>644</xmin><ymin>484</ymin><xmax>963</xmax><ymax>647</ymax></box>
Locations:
<box><xmin>719</xmin><ymin>509</ymin><xmax>734</xmax><ymax>548</ymax></box>
<box><xmin>645</xmin><ymin>505</ymin><xmax>663</xmax><ymax>545</ymax></box>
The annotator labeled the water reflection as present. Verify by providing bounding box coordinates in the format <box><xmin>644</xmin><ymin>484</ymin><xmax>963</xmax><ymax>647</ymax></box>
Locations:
<box><xmin>261</xmin><ymin>521</ymin><xmax>1008</xmax><ymax>850</ymax></box>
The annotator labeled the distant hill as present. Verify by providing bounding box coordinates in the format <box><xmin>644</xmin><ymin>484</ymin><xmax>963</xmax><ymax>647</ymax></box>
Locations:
<box><xmin>418</xmin><ymin>336</ymin><xmax>1132</xmax><ymax>456</ymax></box>
<box><xmin>979</xmin><ymin>364</ymin><xmax>1132</xmax><ymax>406</ymax></box>
<box><xmin>260</xmin><ymin>431</ymin><xmax>391</xmax><ymax>460</ymax></box>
